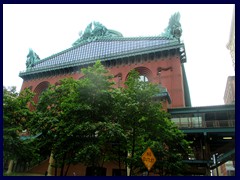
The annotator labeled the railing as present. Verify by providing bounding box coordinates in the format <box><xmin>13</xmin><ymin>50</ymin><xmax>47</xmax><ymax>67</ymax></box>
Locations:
<box><xmin>172</xmin><ymin>119</ymin><xmax>235</xmax><ymax>129</ymax></box>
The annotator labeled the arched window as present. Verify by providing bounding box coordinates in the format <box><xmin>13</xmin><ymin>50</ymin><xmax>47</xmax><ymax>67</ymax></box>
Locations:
<box><xmin>125</xmin><ymin>67</ymin><xmax>153</xmax><ymax>83</ymax></box>
<box><xmin>134</xmin><ymin>67</ymin><xmax>152</xmax><ymax>82</ymax></box>
<box><xmin>31</xmin><ymin>81</ymin><xmax>50</xmax><ymax>109</ymax></box>
<box><xmin>139</xmin><ymin>75</ymin><xmax>149</xmax><ymax>82</ymax></box>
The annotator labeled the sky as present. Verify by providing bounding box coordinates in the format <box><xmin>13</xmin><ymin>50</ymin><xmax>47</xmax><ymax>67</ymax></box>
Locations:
<box><xmin>3</xmin><ymin>4</ymin><xmax>235</xmax><ymax>107</ymax></box>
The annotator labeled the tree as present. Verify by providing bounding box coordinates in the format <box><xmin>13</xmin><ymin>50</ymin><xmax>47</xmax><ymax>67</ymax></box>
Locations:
<box><xmin>27</xmin><ymin>61</ymin><xmax>126</xmax><ymax>176</ymax></box>
<box><xmin>112</xmin><ymin>70</ymin><xmax>192</xmax><ymax>175</ymax></box>
<box><xmin>3</xmin><ymin>86</ymin><xmax>38</xmax><ymax>174</ymax></box>
<box><xmin>27</xmin><ymin>77</ymin><xmax>83</xmax><ymax>176</ymax></box>
<box><xmin>73</xmin><ymin>61</ymin><xmax>127</xmax><ymax>174</ymax></box>
<box><xmin>25</xmin><ymin>61</ymin><xmax>192</xmax><ymax>176</ymax></box>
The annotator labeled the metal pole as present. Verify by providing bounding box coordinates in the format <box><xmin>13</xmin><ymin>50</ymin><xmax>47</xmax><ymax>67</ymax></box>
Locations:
<box><xmin>216</xmin><ymin>157</ymin><xmax>219</xmax><ymax>176</ymax></box>
<box><xmin>213</xmin><ymin>154</ymin><xmax>219</xmax><ymax>176</ymax></box>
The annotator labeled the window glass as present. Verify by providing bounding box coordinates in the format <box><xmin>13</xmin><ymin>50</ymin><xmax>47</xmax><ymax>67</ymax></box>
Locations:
<box><xmin>139</xmin><ymin>75</ymin><xmax>148</xmax><ymax>82</ymax></box>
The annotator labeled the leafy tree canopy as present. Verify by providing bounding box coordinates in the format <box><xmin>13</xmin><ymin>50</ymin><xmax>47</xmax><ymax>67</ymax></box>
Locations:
<box><xmin>24</xmin><ymin>61</ymin><xmax>192</xmax><ymax>176</ymax></box>
<box><xmin>3</xmin><ymin>86</ymin><xmax>39</xmax><ymax>165</ymax></box>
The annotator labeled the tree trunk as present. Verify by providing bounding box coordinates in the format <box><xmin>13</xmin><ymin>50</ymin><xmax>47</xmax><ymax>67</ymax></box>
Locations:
<box><xmin>47</xmin><ymin>152</ymin><xmax>54</xmax><ymax>176</ymax></box>
<box><xmin>55</xmin><ymin>159</ymin><xmax>58</xmax><ymax>176</ymax></box>
<box><xmin>60</xmin><ymin>153</ymin><xmax>67</xmax><ymax>176</ymax></box>
<box><xmin>6</xmin><ymin>160</ymin><xmax>14</xmax><ymax>174</ymax></box>
<box><xmin>118</xmin><ymin>144</ymin><xmax>121</xmax><ymax>171</ymax></box>
<box><xmin>127</xmin><ymin>152</ymin><xmax>131</xmax><ymax>176</ymax></box>
<box><xmin>64</xmin><ymin>163</ymin><xmax>71</xmax><ymax>176</ymax></box>
<box><xmin>129</xmin><ymin>127</ymin><xmax>136</xmax><ymax>176</ymax></box>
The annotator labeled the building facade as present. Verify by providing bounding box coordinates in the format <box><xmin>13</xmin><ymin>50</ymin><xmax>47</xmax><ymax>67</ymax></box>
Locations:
<box><xmin>216</xmin><ymin>6</ymin><xmax>236</xmax><ymax>176</ymax></box>
<box><xmin>19</xmin><ymin>16</ymin><xmax>191</xmax><ymax>111</ymax></box>
<box><xmin>226</xmin><ymin>6</ymin><xmax>235</xmax><ymax>70</ymax></box>
<box><xmin>18</xmin><ymin>13</ymin><xmax>192</xmax><ymax>176</ymax></box>
<box><xmin>224</xmin><ymin>76</ymin><xmax>235</xmax><ymax>105</ymax></box>
<box><xmin>17</xmin><ymin>12</ymin><xmax>235</xmax><ymax>176</ymax></box>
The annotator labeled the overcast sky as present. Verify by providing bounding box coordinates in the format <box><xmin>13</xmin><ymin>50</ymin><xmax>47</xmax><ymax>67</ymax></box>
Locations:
<box><xmin>3</xmin><ymin>4</ymin><xmax>235</xmax><ymax>107</ymax></box>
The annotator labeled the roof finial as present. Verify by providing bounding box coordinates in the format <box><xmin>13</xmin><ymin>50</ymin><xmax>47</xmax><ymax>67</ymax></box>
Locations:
<box><xmin>26</xmin><ymin>48</ymin><xmax>40</xmax><ymax>70</ymax></box>
<box><xmin>161</xmin><ymin>12</ymin><xmax>182</xmax><ymax>40</ymax></box>
<box><xmin>72</xmin><ymin>21</ymin><xmax>123</xmax><ymax>46</ymax></box>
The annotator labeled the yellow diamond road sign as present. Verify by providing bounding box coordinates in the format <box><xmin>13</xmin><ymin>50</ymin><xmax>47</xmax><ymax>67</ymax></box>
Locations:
<box><xmin>141</xmin><ymin>147</ymin><xmax>156</xmax><ymax>171</ymax></box>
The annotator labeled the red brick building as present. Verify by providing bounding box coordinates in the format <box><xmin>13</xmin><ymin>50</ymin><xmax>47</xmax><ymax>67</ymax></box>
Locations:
<box><xmin>20</xmin><ymin>22</ymin><xmax>191</xmax><ymax>111</ymax></box>
<box><xmin>18</xmin><ymin>14</ymin><xmax>191</xmax><ymax>175</ymax></box>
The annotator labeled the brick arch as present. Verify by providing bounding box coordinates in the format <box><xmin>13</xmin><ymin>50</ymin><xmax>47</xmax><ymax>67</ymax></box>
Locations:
<box><xmin>32</xmin><ymin>81</ymin><xmax>50</xmax><ymax>106</ymax></box>
<box><xmin>24</xmin><ymin>86</ymin><xmax>33</xmax><ymax>91</ymax></box>
<box><xmin>125</xmin><ymin>66</ymin><xmax>154</xmax><ymax>82</ymax></box>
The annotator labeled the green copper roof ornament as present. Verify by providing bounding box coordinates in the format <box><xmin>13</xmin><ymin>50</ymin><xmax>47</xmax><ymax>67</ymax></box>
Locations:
<box><xmin>72</xmin><ymin>21</ymin><xmax>123</xmax><ymax>46</ymax></box>
<box><xmin>26</xmin><ymin>48</ymin><xmax>40</xmax><ymax>70</ymax></box>
<box><xmin>161</xmin><ymin>12</ymin><xmax>182</xmax><ymax>40</ymax></box>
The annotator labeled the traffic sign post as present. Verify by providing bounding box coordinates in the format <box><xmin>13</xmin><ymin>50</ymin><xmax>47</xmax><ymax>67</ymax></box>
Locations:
<box><xmin>141</xmin><ymin>147</ymin><xmax>156</xmax><ymax>173</ymax></box>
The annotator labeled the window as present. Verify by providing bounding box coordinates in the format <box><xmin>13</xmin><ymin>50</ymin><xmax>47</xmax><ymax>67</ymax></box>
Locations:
<box><xmin>139</xmin><ymin>75</ymin><xmax>149</xmax><ymax>82</ymax></box>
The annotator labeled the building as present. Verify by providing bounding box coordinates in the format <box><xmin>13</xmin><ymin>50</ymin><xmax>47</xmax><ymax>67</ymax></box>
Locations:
<box><xmin>214</xmin><ymin>6</ymin><xmax>236</xmax><ymax>176</ymax></box>
<box><xmin>224</xmin><ymin>76</ymin><xmax>235</xmax><ymax>105</ymax></box>
<box><xmin>17</xmin><ymin>12</ymin><xmax>235</xmax><ymax>176</ymax></box>
<box><xmin>224</xmin><ymin>5</ymin><xmax>235</xmax><ymax>106</ymax></box>
<box><xmin>18</xmin><ymin>13</ymin><xmax>192</xmax><ymax>176</ymax></box>
<box><xmin>226</xmin><ymin>6</ymin><xmax>235</xmax><ymax>71</ymax></box>
<box><xmin>19</xmin><ymin>14</ymin><xmax>191</xmax><ymax>111</ymax></box>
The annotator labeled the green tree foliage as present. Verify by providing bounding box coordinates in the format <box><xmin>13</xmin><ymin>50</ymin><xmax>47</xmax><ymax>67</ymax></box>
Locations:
<box><xmin>3</xmin><ymin>86</ymin><xmax>39</xmax><ymax>172</ymax></box>
<box><xmin>112</xmin><ymin>70</ymin><xmax>192</xmax><ymax>175</ymax></box>
<box><xmin>27</xmin><ymin>78</ymin><xmax>85</xmax><ymax>175</ymax></box>
<box><xmin>25</xmin><ymin>61</ymin><xmax>192</xmax><ymax>176</ymax></box>
<box><xmin>27</xmin><ymin>61</ymin><xmax>126</xmax><ymax>176</ymax></box>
